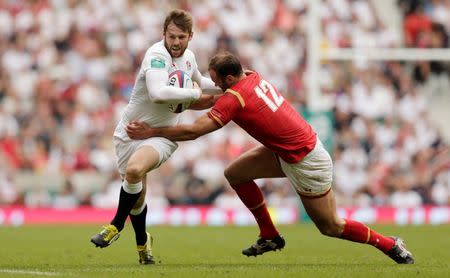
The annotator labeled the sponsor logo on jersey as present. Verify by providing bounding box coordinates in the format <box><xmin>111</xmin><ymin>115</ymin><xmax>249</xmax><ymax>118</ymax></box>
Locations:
<box><xmin>168</xmin><ymin>76</ymin><xmax>177</xmax><ymax>86</ymax></box>
<box><xmin>150</xmin><ymin>57</ymin><xmax>166</xmax><ymax>68</ymax></box>
<box><xmin>186</xmin><ymin>61</ymin><xmax>191</xmax><ymax>70</ymax></box>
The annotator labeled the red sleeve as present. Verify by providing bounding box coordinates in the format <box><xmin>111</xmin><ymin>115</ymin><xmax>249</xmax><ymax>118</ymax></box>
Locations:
<box><xmin>207</xmin><ymin>93</ymin><xmax>242</xmax><ymax>126</ymax></box>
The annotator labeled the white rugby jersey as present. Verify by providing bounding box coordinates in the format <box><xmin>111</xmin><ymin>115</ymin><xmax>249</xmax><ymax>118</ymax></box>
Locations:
<box><xmin>114</xmin><ymin>41</ymin><xmax>205</xmax><ymax>141</ymax></box>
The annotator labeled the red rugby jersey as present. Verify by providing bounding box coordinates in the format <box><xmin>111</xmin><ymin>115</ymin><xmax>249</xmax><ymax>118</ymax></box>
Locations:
<box><xmin>207</xmin><ymin>71</ymin><xmax>316</xmax><ymax>163</ymax></box>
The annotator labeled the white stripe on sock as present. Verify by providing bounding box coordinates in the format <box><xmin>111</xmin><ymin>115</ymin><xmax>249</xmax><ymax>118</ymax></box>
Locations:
<box><xmin>123</xmin><ymin>180</ymin><xmax>143</xmax><ymax>194</ymax></box>
<box><xmin>130</xmin><ymin>203</ymin><xmax>146</xmax><ymax>215</ymax></box>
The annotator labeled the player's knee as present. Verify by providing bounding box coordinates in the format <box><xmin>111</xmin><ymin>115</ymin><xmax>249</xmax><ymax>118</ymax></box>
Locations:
<box><xmin>224</xmin><ymin>164</ymin><xmax>252</xmax><ymax>187</ymax></box>
<box><xmin>125</xmin><ymin>164</ymin><xmax>145</xmax><ymax>183</ymax></box>
<box><xmin>224</xmin><ymin>166</ymin><xmax>236</xmax><ymax>184</ymax></box>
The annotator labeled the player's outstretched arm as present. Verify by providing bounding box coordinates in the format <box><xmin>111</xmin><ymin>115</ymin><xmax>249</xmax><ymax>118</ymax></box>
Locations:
<box><xmin>126</xmin><ymin>114</ymin><xmax>221</xmax><ymax>141</ymax></box>
<box><xmin>188</xmin><ymin>94</ymin><xmax>222</xmax><ymax>110</ymax></box>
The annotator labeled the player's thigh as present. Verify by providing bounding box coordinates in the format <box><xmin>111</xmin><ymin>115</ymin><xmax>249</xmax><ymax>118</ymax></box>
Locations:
<box><xmin>300</xmin><ymin>189</ymin><xmax>337</xmax><ymax>225</ymax></box>
<box><xmin>225</xmin><ymin>145</ymin><xmax>285</xmax><ymax>184</ymax></box>
<box><xmin>127</xmin><ymin>146</ymin><xmax>160</xmax><ymax>174</ymax></box>
<box><xmin>127</xmin><ymin>137</ymin><xmax>178</xmax><ymax>175</ymax></box>
<box><xmin>280</xmin><ymin>138</ymin><xmax>332</xmax><ymax>197</ymax></box>
<box><xmin>300</xmin><ymin>189</ymin><xmax>344</xmax><ymax>234</ymax></box>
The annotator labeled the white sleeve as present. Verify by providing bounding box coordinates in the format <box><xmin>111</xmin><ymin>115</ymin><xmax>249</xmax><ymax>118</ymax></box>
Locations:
<box><xmin>191</xmin><ymin>69</ymin><xmax>223</xmax><ymax>95</ymax></box>
<box><xmin>200</xmin><ymin>75</ymin><xmax>223</xmax><ymax>95</ymax></box>
<box><xmin>145</xmin><ymin>70</ymin><xmax>201</xmax><ymax>104</ymax></box>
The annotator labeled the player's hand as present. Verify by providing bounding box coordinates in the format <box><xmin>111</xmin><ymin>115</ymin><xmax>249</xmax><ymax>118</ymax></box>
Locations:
<box><xmin>193</xmin><ymin>81</ymin><xmax>202</xmax><ymax>99</ymax></box>
<box><xmin>126</xmin><ymin>120</ymin><xmax>153</xmax><ymax>140</ymax></box>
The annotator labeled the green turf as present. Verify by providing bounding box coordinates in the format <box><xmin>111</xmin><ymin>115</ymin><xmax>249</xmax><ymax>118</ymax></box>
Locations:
<box><xmin>0</xmin><ymin>224</ymin><xmax>449</xmax><ymax>277</ymax></box>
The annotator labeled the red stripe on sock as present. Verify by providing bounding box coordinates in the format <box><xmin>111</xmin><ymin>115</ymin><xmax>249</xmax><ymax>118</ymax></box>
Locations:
<box><xmin>231</xmin><ymin>181</ymin><xmax>279</xmax><ymax>239</ymax></box>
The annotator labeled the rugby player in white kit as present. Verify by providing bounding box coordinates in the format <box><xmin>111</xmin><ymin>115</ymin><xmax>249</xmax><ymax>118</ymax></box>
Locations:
<box><xmin>90</xmin><ymin>9</ymin><xmax>220</xmax><ymax>264</ymax></box>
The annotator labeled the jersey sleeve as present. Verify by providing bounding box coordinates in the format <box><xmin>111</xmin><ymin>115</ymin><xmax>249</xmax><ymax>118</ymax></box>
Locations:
<box><xmin>142</xmin><ymin>51</ymin><xmax>171</xmax><ymax>73</ymax></box>
<box><xmin>207</xmin><ymin>93</ymin><xmax>242</xmax><ymax>126</ymax></box>
<box><xmin>189</xmin><ymin>51</ymin><xmax>206</xmax><ymax>87</ymax></box>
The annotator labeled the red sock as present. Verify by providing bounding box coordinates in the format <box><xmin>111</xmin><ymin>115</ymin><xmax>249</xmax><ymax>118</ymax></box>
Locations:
<box><xmin>340</xmin><ymin>219</ymin><xmax>395</xmax><ymax>254</ymax></box>
<box><xmin>231</xmin><ymin>181</ymin><xmax>279</xmax><ymax>239</ymax></box>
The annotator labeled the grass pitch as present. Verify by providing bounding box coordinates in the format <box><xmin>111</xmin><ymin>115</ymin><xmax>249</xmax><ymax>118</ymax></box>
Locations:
<box><xmin>0</xmin><ymin>224</ymin><xmax>449</xmax><ymax>277</ymax></box>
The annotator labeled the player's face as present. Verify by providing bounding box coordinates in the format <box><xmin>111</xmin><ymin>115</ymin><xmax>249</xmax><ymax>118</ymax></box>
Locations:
<box><xmin>164</xmin><ymin>22</ymin><xmax>192</xmax><ymax>58</ymax></box>
<box><xmin>209</xmin><ymin>69</ymin><xmax>229</xmax><ymax>91</ymax></box>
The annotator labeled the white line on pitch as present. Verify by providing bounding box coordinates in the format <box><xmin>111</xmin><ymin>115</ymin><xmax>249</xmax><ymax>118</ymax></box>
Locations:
<box><xmin>0</xmin><ymin>269</ymin><xmax>61</xmax><ymax>276</ymax></box>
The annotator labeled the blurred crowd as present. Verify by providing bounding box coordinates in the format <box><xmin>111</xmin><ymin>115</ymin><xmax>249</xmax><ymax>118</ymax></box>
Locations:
<box><xmin>0</xmin><ymin>0</ymin><xmax>449</xmax><ymax>210</ymax></box>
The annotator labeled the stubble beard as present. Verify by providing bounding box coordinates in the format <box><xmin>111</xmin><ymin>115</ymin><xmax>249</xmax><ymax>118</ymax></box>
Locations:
<box><xmin>164</xmin><ymin>41</ymin><xmax>185</xmax><ymax>58</ymax></box>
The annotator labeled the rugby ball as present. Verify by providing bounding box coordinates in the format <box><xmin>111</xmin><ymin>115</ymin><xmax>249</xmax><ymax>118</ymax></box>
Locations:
<box><xmin>167</xmin><ymin>70</ymin><xmax>194</xmax><ymax>113</ymax></box>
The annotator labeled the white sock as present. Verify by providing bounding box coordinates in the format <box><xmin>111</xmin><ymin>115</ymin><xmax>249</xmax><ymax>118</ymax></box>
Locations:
<box><xmin>123</xmin><ymin>180</ymin><xmax>143</xmax><ymax>194</ymax></box>
<box><xmin>130</xmin><ymin>202</ymin><xmax>147</xmax><ymax>216</ymax></box>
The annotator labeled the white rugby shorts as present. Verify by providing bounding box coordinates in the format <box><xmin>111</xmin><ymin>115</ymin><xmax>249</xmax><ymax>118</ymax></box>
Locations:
<box><xmin>279</xmin><ymin>137</ymin><xmax>333</xmax><ymax>197</ymax></box>
<box><xmin>113</xmin><ymin>136</ymin><xmax>178</xmax><ymax>176</ymax></box>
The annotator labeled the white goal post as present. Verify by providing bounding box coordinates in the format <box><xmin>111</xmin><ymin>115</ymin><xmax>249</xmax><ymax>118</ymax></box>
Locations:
<box><xmin>306</xmin><ymin>0</ymin><xmax>450</xmax><ymax>141</ymax></box>
<box><xmin>321</xmin><ymin>48</ymin><xmax>450</xmax><ymax>61</ymax></box>
<box><xmin>307</xmin><ymin>0</ymin><xmax>450</xmax><ymax>106</ymax></box>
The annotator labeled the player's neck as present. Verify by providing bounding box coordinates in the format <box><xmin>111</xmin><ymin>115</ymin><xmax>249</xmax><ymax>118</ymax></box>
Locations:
<box><xmin>236</xmin><ymin>73</ymin><xmax>246</xmax><ymax>82</ymax></box>
<box><xmin>229</xmin><ymin>75</ymin><xmax>244</xmax><ymax>87</ymax></box>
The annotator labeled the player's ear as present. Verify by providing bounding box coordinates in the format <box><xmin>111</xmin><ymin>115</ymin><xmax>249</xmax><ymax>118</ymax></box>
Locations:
<box><xmin>189</xmin><ymin>32</ymin><xmax>193</xmax><ymax>41</ymax></box>
<box><xmin>225</xmin><ymin>75</ymin><xmax>234</xmax><ymax>83</ymax></box>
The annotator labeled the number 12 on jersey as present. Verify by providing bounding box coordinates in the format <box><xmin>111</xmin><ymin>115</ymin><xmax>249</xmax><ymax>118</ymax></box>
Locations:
<box><xmin>254</xmin><ymin>79</ymin><xmax>284</xmax><ymax>112</ymax></box>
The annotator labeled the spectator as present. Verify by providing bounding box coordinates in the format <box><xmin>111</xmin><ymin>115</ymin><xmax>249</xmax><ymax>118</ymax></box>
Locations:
<box><xmin>52</xmin><ymin>180</ymin><xmax>79</xmax><ymax>210</ymax></box>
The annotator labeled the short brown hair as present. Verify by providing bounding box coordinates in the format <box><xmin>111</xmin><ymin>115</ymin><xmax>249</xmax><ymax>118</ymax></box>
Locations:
<box><xmin>163</xmin><ymin>9</ymin><xmax>193</xmax><ymax>34</ymax></box>
<box><xmin>208</xmin><ymin>51</ymin><xmax>243</xmax><ymax>79</ymax></box>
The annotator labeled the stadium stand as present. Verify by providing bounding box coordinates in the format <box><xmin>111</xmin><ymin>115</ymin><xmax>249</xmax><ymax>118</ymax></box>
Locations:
<box><xmin>0</xmin><ymin>0</ymin><xmax>449</xmax><ymax>210</ymax></box>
